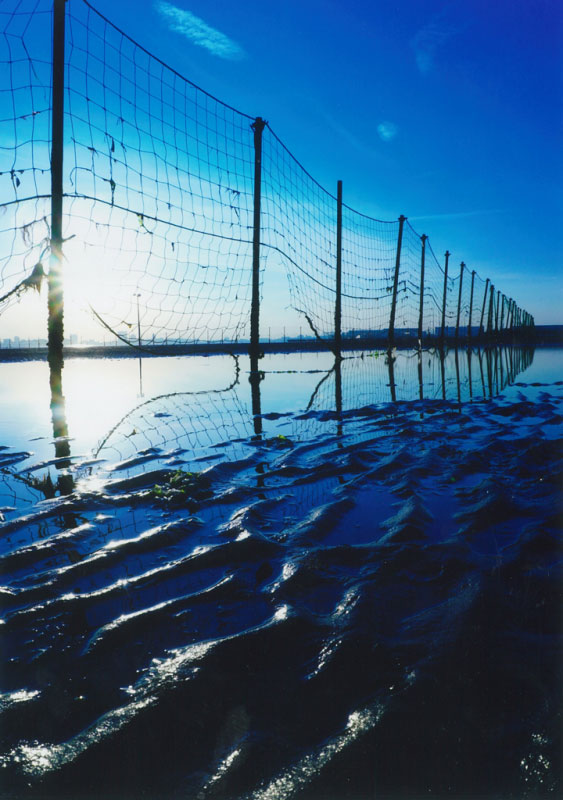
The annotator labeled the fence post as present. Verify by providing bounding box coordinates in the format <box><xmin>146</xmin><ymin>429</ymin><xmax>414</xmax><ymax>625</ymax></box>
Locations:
<box><xmin>388</xmin><ymin>215</ymin><xmax>406</xmax><ymax>347</ymax></box>
<box><xmin>455</xmin><ymin>262</ymin><xmax>464</xmax><ymax>339</ymax></box>
<box><xmin>250</xmin><ymin>116</ymin><xmax>266</xmax><ymax>364</ymax></box>
<box><xmin>48</xmin><ymin>0</ymin><xmax>66</xmax><ymax>367</ymax></box>
<box><xmin>507</xmin><ymin>299</ymin><xmax>514</xmax><ymax>330</ymax></box>
<box><xmin>335</xmin><ymin>179</ymin><xmax>343</xmax><ymax>358</ymax></box>
<box><xmin>440</xmin><ymin>250</ymin><xmax>450</xmax><ymax>343</ymax></box>
<box><xmin>494</xmin><ymin>289</ymin><xmax>500</xmax><ymax>333</ymax></box>
<box><xmin>479</xmin><ymin>277</ymin><xmax>490</xmax><ymax>337</ymax></box>
<box><xmin>417</xmin><ymin>234</ymin><xmax>427</xmax><ymax>343</ymax></box>
<box><xmin>499</xmin><ymin>294</ymin><xmax>505</xmax><ymax>333</ymax></box>
<box><xmin>487</xmin><ymin>283</ymin><xmax>495</xmax><ymax>336</ymax></box>
<box><xmin>468</xmin><ymin>269</ymin><xmax>475</xmax><ymax>341</ymax></box>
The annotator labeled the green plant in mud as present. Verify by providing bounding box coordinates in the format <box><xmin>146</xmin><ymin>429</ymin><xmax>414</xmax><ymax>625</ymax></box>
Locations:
<box><xmin>150</xmin><ymin>469</ymin><xmax>213</xmax><ymax>507</ymax></box>
<box><xmin>271</xmin><ymin>434</ymin><xmax>294</xmax><ymax>449</ymax></box>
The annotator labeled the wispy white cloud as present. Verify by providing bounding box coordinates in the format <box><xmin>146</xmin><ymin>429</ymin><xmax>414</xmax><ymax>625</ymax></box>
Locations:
<box><xmin>411</xmin><ymin>4</ymin><xmax>466</xmax><ymax>75</ymax></box>
<box><xmin>377</xmin><ymin>121</ymin><xmax>398</xmax><ymax>142</ymax></box>
<box><xmin>155</xmin><ymin>1</ymin><xmax>246</xmax><ymax>61</ymax></box>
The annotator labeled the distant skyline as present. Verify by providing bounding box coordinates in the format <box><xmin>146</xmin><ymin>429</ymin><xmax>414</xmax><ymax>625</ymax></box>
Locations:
<box><xmin>0</xmin><ymin>0</ymin><xmax>561</xmax><ymax>342</ymax></box>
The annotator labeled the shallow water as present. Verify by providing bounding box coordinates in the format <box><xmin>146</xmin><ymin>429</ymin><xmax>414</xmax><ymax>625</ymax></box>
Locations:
<box><xmin>0</xmin><ymin>346</ymin><xmax>561</xmax><ymax>799</ymax></box>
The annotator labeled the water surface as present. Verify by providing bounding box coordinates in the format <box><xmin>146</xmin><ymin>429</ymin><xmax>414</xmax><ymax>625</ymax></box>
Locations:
<box><xmin>0</xmin><ymin>346</ymin><xmax>560</xmax><ymax>799</ymax></box>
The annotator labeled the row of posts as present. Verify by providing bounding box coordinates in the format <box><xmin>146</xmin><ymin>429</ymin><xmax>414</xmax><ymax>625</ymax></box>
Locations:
<box><xmin>248</xmin><ymin>118</ymin><xmax>534</xmax><ymax>366</ymax></box>
<box><xmin>46</xmin><ymin>0</ymin><xmax>534</xmax><ymax>366</ymax></box>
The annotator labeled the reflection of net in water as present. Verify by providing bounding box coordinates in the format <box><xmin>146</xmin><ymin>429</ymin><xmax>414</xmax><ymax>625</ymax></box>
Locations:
<box><xmin>92</xmin><ymin>385</ymin><xmax>254</xmax><ymax>476</ymax></box>
<box><xmin>295</xmin><ymin>346</ymin><xmax>535</xmax><ymax>420</ymax></box>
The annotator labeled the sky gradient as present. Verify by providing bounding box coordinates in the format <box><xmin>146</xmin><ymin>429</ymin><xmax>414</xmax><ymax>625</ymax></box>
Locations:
<box><xmin>1</xmin><ymin>0</ymin><xmax>561</xmax><ymax>341</ymax></box>
<box><xmin>80</xmin><ymin>0</ymin><xmax>562</xmax><ymax>325</ymax></box>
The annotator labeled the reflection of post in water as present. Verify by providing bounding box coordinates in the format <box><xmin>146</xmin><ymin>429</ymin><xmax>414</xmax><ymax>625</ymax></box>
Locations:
<box><xmin>493</xmin><ymin>347</ymin><xmax>499</xmax><ymax>395</ymax></box>
<box><xmin>499</xmin><ymin>345</ymin><xmax>505</xmax><ymax>390</ymax></box>
<box><xmin>334</xmin><ymin>355</ymin><xmax>343</xmax><ymax>437</ymax></box>
<box><xmin>386</xmin><ymin>349</ymin><xmax>397</xmax><ymax>402</ymax></box>
<box><xmin>454</xmin><ymin>346</ymin><xmax>461</xmax><ymax>405</ymax></box>
<box><xmin>485</xmin><ymin>348</ymin><xmax>493</xmax><ymax>398</ymax></box>
<box><xmin>49</xmin><ymin>356</ymin><xmax>74</xmax><ymax>496</ymax></box>
<box><xmin>249</xmin><ymin>354</ymin><xmax>263</xmax><ymax>440</ymax></box>
<box><xmin>440</xmin><ymin>348</ymin><xmax>446</xmax><ymax>400</ymax></box>
<box><xmin>417</xmin><ymin>348</ymin><xmax>423</xmax><ymax>402</ymax></box>
<box><xmin>506</xmin><ymin>347</ymin><xmax>514</xmax><ymax>384</ymax></box>
<box><xmin>467</xmin><ymin>348</ymin><xmax>473</xmax><ymax>400</ymax></box>
<box><xmin>478</xmin><ymin>348</ymin><xmax>486</xmax><ymax>399</ymax></box>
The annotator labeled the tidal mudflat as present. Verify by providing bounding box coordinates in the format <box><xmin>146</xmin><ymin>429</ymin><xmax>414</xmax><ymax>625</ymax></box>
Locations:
<box><xmin>0</xmin><ymin>346</ymin><xmax>561</xmax><ymax>799</ymax></box>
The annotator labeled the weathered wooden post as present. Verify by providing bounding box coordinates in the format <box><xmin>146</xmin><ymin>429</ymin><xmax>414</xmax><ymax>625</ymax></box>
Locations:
<box><xmin>48</xmin><ymin>0</ymin><xmax>66</xmax><ymax>367</ymax></box>
<box><xmin>494</xmin><ymin>289</ymin><xmax>500</xmax><ymax>333</ymax></box>
<box><xmin>468</xmin><ymin>269</ymin><xmax>475</xmax><ymax>341</ymax></box>
<box><xmin>417</xmin><ymin>234</ymin><xmax>427</xmax><ymax>343</ymax></box>
<box><xmin>487</xmin><ymin>283</ymin><xmax>495</xmax><ymax>337</ymax></box>
<box><xmin>479</xmin><ymin>277</ymin><xmax>490</xmax><ymax>337</ymax></box>
<box><xmin>507</xmin><ymin>299</ymin><xmax>514</xmax><ymax>330</ymax></box>
<box><xmin>250</xmin><ymin>116</ymin><xmax>266</xmax><ymax>365</ymax></box>
<box><xmin>388</xmin><ymin>215</ymin><xmax>406</xmax><ymax>347</ymax></box>
<box><xmin>440</xmin><ymin>250</ymin><xmax>450</xmax><ymax>343</ymax></box>
<box><xmin>455</xmin><ymin>262</ymin><xmax>465</xmax><ymax>339</ymax></box>
<box><xmin>335</xmin><ymin>180</ymin><xmax>343</xmax><ymax>359</ymax></box>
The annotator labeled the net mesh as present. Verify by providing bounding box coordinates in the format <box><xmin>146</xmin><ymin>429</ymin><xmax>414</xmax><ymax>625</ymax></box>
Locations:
<box><xmin>0</xmin><ymin>1</ymin><xmax>52</xmax><ymax>322</ymax></box>
<box><xmin>0</xmin><ymin>0</ymin><xmax>532</xmax><ymax>349</ymax></box>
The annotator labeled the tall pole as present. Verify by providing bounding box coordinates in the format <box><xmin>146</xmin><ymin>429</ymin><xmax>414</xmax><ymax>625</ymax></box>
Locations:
<box><xmin>48</xmin><ymin>0</ymin><xmax>66</xmax><ymax>367</ymax></box>
<box><xmin>468</xmin><ymin>269</ymin><xmax>475</xmax><ymax>341</ymax></box>
<box><xmin>487</xmin><ymin>283</ymin><xmax>495</xmax><ymax>337</ymax></box>
<box><xmin>417</xmin><ymin>234</ymin><xmax>427</xmax><ymax>343</ymax></box>
<box><xmin>335</xmin><ymin>180</ymin><xmax>343</xmax><ymax>359</ymax></box>
<box><xmin>494</xmin><ymin>289</ymin><xmax>500</xmax><ymax>333</ymax></box>
<box><xmin>250</xmin><ymin>116</ymin><xmax>266</xmax><ymax>364</ymax></box>
<box><xmin>455</xmin><ymin>262</ymin><xmax>465</xmax><ymax>339</ymax></box>
<box><xmin>479</xmin><ymin>277</ymin><xmax>490</xmax><ymax>337</ymax></box>
<box><xmin>388</xmin><ymin>215</ymin><xmax>406</xmax><ymax>347</ymax></box>
<box><xmin>440</xmin><ymin>250</ymin><xmax>450</xmax><ymax>343</ymax></box>
<box><xmin>499</xmin><ymin>294</ymin><xmax>505</xmax><ymax>333</ymax></box>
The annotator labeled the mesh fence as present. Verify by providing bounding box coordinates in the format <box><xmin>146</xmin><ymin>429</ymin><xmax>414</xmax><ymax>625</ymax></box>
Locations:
<box><xmin>0</xmin><ymin>0</ymin><xmax>533</xmax><ymax>350</ymax></box>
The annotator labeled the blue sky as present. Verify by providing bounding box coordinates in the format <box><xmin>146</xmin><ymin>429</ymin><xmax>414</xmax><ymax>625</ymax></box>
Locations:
<box><xmin>81</xmin><ymin>0</ymin><xmax>562</xmax><ymax>325</ymax></box>
<box><xmin>0</xmin><ymin>0</ymin><xmax>560</xmax><ymax>342</ymax></box>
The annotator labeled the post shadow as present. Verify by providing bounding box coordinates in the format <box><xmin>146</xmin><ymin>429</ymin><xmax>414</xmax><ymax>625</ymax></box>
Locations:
<box><xmin>440</xmin><ymin>347</ymin><xmax>446</xmax><ymax>401</ymax></box>
<box><xmin>387</xmin><ymin>350</ymin><xmax>397</xmax><ymax>402</ymax></box>
<box><xmin>334</xmin><ymin>354</ymin><xmax>343</xmax><ymax>438</ymax></box>
<box><xmin>454</xmin><ymin>346</ymin><xmax>461</xmax><ymax>406</ymax></box>
<box><xmin>49</xmin><ymin>355</ymin><xmax>74</xmax><ymax>496</ymax></box>
<box><xmin>477</xmin><ymin>347</ymin><xmax>486</xmax><ymax>399</ymax></box>
<box><xmin>249</xmin><ymin>353</ymin><xmax>263</xmax><ymax>440</ymax></box>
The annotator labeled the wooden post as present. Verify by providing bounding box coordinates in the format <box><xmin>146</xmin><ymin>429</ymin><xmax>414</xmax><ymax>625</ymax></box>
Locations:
<box><xmin>479</xmin><ymin>277</ymin><xmax>490</xmax><ymax>337</ymax></box>
<box><xmin>455</xmin><ymin>262</ymin><xmax>465</xmax><ymax>339</ymax></box>
<box><xmin>441</xmin><ymin>250</ymin><xmax>450</xmax><ymax>342</ymax></box>
<box><xmin>48</xmin><ymin>0</ymin><xmax>66</xmax><ymax>367</ymax></box>
<box><xmin>417</xmin><ymin>234</ymin><xmax>427</xmax><ymax>343</ymax></box>
<box><xmin>468</xmin><ymin>269</ymin><xmax>475</xmax><ymax>341</ymax></box>
<box><xmin>250</xmin><ymin>117</ymin><xmax>266</xmax><ymax>362</ymax></box>
<box><xmin>494</xmin><ymin>289</ymin><xmax>500</xmax><ymax>333</ymax></box>
<box><xmin>507</xmin><ymin>299</ymin><xmax>514</xmax><ymax>330</ymax></box>
<box><xmin>487</xmin><ymin>283</ymin><xmax>495</xmax><ymax>337</ymax></box>
<box><xmin>335</xmin><ymin>180</ymin><xmax>343</xmax><ymax>358</ymax></box>
<box><xmin>388</xmin><ymin>215</ymin><xmax>406</xmax><ymax>346</ymax></box>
